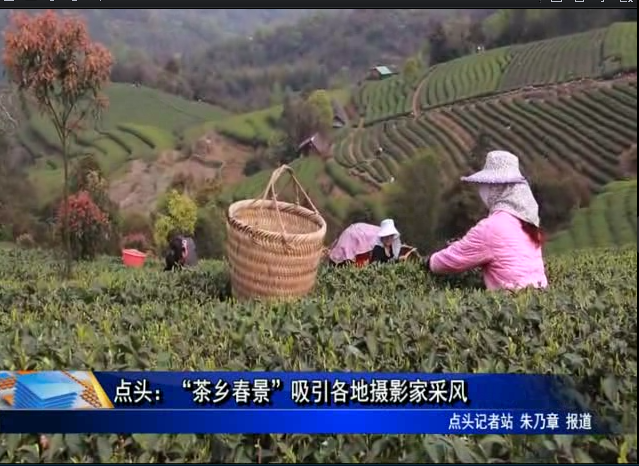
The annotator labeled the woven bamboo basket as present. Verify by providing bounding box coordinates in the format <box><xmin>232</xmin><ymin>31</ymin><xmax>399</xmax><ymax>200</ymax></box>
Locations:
<box><xmin>226</xmin><ymin>165</ymin><xmax>327</xmax><ymax>300</ymax></box>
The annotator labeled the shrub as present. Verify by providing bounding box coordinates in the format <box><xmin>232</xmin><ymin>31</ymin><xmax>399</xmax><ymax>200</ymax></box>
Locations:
<box><xmin>55</xmin><ymin>191</ymin><xmax>110</xmax><ymax>260</ymax></box>
<box><xmin>193</xmin><ymin>178</ymin><xmax>223</xmax><ymax>208</ymax></box>
<box><xmin>243</xmin><ymin>154</ymin><xmax>271</xmax><ymax>177</ymax></box>
<box><xmin>70</xmin><ymin>154</ymin><xmax>103</xmax><ymax>194</ymax></box>
<box><xmin>0</xmin><ymin>225</ymin><xmax>12</xmax><ymax>242</ymax></box>
<box><xmin>153</xmin><ymin>189</ymin><xmax>198</xmax><ymax>251</ymax></box>
<box><xmin>120</xmin><ymin>233</ymin><xmax>151</xmax><ymax>253</ymax></box>
<box><xmin>386</xmin><ymin>151</ymin><xmax>442</xmax><ymax>253</ymax></box>
<box><xmin>438</xmin><ymin>181</ymin><xmax>486</xmax><ymax>241</ymax></box>
<box><xmin>193</xmin><ymin>206</ymin><xmax>226</xmax><ymax>260</ymax></box>
<box><xmin>69</xmin><ymin>155</ymin><xmax>120</xmax><ymax>245</ymax></box>
<box><xmin>528</xmin><ymin>161</ymin><xmax>591</xmax><ymax>233</ymax></box>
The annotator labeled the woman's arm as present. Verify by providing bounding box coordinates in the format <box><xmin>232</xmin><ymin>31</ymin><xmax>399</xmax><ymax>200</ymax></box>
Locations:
<box><xmin>429</xmin><ymin>218</ymin><xmax>494</xmax><ymax>274</ymax></box>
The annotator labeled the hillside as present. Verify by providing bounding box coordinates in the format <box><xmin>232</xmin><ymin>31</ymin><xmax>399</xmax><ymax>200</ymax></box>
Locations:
<box><xmin>546</xmin><ymin>180</ymin><xmax>637</xmax><ymax>254</ymax></box>
<box><xmin>132</xmin><ymin>8</ymin><xmax>634</xmax><ymax>111</ymax></box>
<box><xmin>193</xmin><ymin>88</ymin><xmax>351</xmax><ymax>147</ymax></box>
<box><xmin>353</xmin><ymin>22</ymin><xmax>637</xmax><ymax>124</ymax></box>
<box><xmin>0</xmin><ymin>10</ymin><xmax>325</xmax><ymax>60</ymax></box>
<box><xmin>222</xmin><ymin>22</ymin><xmax>637</xmax><ymax>237</ymax></box>
<box><xmin>10</xmin><ymin>19</ymin><xmax>638</xmax><ymax>237</ymax></box>
<box><xmin>20</xmin><ymin>83</ymin><xmax>229</xmax><ymax>204</ymax></box>
<box><xmin>182</xmin><ymin>9</ymin><xmax>489</xmax><ymax>110</ymax></box>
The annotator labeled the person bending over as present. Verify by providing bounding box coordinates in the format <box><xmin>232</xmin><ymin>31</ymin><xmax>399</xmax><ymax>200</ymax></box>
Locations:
<box><xmin>164</xmin><ymin>235</ymin><xmax>188</xmax><ymax>271</ymax></box>
<box><xmin>370</xmin><ymin>219</ymin><xmax>403</xmax><ymax>264</ymax></box>
<box><xmin>422</xmin><ymin>151</ymin><xmax>548</xmax><ymax>291</ymax></box>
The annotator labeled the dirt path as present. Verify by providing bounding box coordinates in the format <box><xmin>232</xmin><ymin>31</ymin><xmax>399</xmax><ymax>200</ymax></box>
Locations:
<box><xmin>408</xmin><ymin>72</ymin><xmax>637</xmax><ymax>121</ymax></box>
<box><xmin>442</xmin><ymin>73</ymin><xmax>637</xmax><ymax>111</ymax></box>
<box><xmin>412</xmin><ymin>75</ymin><xmax>429</xmax><ymax>117</ymax></box>
<box><xmin>109</xmin><ymin>131</ymin><xmax>252</xmax><ymax>213</ymax></box>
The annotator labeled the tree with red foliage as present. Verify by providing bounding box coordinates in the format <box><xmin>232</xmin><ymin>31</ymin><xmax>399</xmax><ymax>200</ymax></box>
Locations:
<box><xmin>56</xmin><ymin>191</ymin><xmax>110</xmax><ymax>261</ymax></box>
<box><xmin>3</xmin><ymin>10</ymin><xmax>113</xmax><ymax>276</ymax></box>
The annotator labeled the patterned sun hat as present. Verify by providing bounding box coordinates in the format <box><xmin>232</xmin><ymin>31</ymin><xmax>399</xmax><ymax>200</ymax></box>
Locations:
<box><xmin>461</xmin><ymin>151</ymin><xmax>527</xmax><ymax>184</ymax></box>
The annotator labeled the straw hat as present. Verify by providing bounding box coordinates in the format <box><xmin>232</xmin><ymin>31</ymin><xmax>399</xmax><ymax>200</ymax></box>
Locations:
<box><xmin>378</xmin><ymin>219</ymin><xmax>399</xmax><ymax>238</ymax></box>
<box><xmin>461</xmin><ymin>151</ymin><xmax>526</xmax><ymax>184</ymax></box>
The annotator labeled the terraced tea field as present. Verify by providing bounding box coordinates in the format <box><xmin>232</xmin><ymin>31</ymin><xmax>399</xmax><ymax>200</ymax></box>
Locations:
<box><xmin>333</xmin><ymin>80</ymin><xmax>637</xmax><ymax>190</ymax></box>
<box><xmin>23</xmin><ymin>83</ymin><xmax>228</xmax><ymax>203</ymax></box>
<box><xmin>353</xmin><ymin>22</ymin><xmax>637</xmax><ymax>125</ymax></box>
<box><xmin>352</xmin><ymin>77</ymin><xmax>413</xmax><ymax>125</ymax></box>
<box><xmin>208</xmin><ymin>88</ymin><xmax>351</xmax><ymax>147</ymax></box>
<box><xmin>546</xmin><ymin>180</ymin><xmax>637</xmax><ymax>254</ymax></box>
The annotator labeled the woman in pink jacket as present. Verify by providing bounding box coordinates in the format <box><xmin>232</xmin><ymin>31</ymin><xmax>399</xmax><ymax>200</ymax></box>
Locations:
<box><xmin>424</xmin><ymin>150</ymin><xmax>548</xmax><ymax>290</ymax></box>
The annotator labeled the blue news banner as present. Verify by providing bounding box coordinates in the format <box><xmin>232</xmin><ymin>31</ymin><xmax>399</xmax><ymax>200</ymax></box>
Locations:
<box><xmin>0</xmin><ymin>372</ymin><xmax>611</xmax><ymax>434</ymax></box>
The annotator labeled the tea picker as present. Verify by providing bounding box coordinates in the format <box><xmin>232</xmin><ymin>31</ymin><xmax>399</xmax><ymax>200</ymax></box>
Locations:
<box><xmin>164</xmin><ymin>235</ymin><xmax>198</xmax><ymax>271</ymax></box>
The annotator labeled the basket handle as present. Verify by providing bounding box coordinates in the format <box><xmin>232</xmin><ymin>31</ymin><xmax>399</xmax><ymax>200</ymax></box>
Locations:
<box><xmin>260</xmin><ymin>164</ymin><xmax>320</xmax><ymax>214</ymax></box>
<box><xmin>253</xmin><ymin>165</ymin><xmax>319</xmax><ymax>239</ymax></box>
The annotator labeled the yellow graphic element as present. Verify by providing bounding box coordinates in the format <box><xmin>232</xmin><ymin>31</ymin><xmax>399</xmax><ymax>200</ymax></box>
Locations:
<box><xmin>86</xmin><ymin>372</ymin><xmax>114</xmax><ymax>409</ymax></box>
<box><xmin>62</xmin><ymin>371</ymin><xmax>113</xmax><ymax>409</ymax></box>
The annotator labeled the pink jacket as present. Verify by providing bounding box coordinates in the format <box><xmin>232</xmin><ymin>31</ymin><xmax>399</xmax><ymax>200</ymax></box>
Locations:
<box><xmin>430</xmin><ymin>210</ymin><xmax>548</xmax><ymax>290</ymax></box>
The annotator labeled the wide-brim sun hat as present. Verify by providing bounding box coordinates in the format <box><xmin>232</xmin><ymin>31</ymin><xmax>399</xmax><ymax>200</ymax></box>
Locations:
<box><xmin>378</xmin><ymin>219</ymin><xmax>399</xmax><ymax>238</ymax></box>
<box><xmin>461</xmin><ymin>150</ymin><xmax>527</xmax><ymax>184</ymax></box>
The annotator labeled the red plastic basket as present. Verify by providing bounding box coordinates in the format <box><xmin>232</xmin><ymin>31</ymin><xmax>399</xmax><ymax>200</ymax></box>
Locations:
<box><xmin>122</xmin><ymin>249</ymin><xmax>147</xmax><ymax>268</ymax></box>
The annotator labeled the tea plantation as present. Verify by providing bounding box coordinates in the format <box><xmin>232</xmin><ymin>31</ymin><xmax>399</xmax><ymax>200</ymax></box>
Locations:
<box><xmin>546</xmin><ymin>180</ymin><xmax>637</xmax><ymax>254</ymax></box>
<box><xmin>334</xmin><ymin>80</ymin><xmax>637</xmax><ymax>190</ymax></box>
<box><xmin>353</xmin><ymin>22</ymin><xmax>637</xmax><ymax>125</ymax></box>
<box><xmin>0</xmin><ymin>246</ymin><xmax>636</xmax><ymax>463</ymax></box>
<box><xmin>22</xmin><ymin>83</ymin><xmax>229</xmax><ymax>204</ymax></box>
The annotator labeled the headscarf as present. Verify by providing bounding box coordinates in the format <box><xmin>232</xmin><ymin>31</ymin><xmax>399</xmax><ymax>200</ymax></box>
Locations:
<box><xmin>477</xmin><ymin>182</ymin><xmax>540</xmax><ymax>227</ymax></box>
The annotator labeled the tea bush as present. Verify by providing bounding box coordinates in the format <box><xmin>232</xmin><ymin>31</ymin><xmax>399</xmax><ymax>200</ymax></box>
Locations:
<box><xmin>0</xmin><ymin>246</ymin><xmax>636</xmax><ymax>463</ymax></box>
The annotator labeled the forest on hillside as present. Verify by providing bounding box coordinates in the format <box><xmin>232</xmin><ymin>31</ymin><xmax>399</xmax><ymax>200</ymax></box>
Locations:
<box><xmin>109</xmin><ymin>8</ymin><xmax>637</xmax><ymax>111</ymax></box>
<box><xmin>0</xmin><ymin>9</ymin><xmax>327</xmax><ymax>59</ymax></box>
<box><xmin>111</xmin><ymin>9</ymin><xmax>488</xmax><ymax>110</ymax></box>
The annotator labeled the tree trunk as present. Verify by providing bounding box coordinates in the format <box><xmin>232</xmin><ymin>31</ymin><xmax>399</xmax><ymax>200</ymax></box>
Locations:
<box><xmin>62</xmin><ymin>134</ymin><xmax>72</xmax><ymax>279</ymax></box>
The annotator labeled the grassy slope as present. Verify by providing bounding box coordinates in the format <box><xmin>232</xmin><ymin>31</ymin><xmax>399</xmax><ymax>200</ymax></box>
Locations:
<box><xmin>546</xmin><ymin>180</ymin><xmax>637</xmax><ymax>254</ymax></box>
<box><xmin>188</xmin><ymin>88</ymin><xmax>351</xmax><ymax>146</ymax></box>
<box><xmin>23</xmin><ymin>83</ymin><xmax>229</xmax><ymax>204</ymax></box>
<box><xmin>224</xmin><ymin>22</ymin><xmax>637</xmax><ymax>245</ymax></box>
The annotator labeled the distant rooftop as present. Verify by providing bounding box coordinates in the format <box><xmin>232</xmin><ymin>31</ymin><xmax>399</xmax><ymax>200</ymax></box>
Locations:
<box><xmin>372</xmin><ymin>66</ymin><xmax>395</xmax><ymax>76</ymax></box>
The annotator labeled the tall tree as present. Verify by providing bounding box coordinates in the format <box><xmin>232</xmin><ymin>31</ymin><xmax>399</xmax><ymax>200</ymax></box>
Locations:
<box><xmin>402</xmin><ymin>56</ymin><xmax>422</xmax><ymax>86</ymax></box>
<box><xmin>306</xmin><ymin>89</ymin><xmax>334</xmax><ymax>132</ymax></box>
<box><xmin>276</xmin><ymin>93</ymin><xmax>328</xmax><ymax>163</ymax></box>
<box><xmin>386</xmin><ymin>150</ymin><xmax>443</xmax><ymax>254</ymax></box>
<box><xmin>3</xmin><ymin>10</ymin><xmax>113</xmax><ymax>277</ymax></box>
